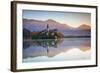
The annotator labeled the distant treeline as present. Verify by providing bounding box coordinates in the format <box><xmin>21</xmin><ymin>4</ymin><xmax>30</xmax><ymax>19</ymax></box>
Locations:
<box><xmin>64</xmin><ymin>36</ymin><xmax>90</xmax><ymax>38</ymax></box>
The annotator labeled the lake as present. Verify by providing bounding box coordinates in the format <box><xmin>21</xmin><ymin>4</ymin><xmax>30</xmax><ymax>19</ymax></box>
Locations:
<box><xmin>23</xmin><ymin>38</ymin><xmax>91</xmax><ymax>63</ymax></box>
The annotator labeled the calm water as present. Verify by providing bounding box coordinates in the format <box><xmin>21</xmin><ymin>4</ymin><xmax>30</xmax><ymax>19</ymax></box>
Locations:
<box><xmin>23</xmin><ymin>38</ymin><xmax>91</xmax><ymax>63</ymax></box>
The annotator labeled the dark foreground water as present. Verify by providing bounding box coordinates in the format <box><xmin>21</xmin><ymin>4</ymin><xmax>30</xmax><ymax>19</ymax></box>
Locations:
<box><xmin>23</xmin><ymin>38</ymin><xmax>91</xmax><ymax>63</ymax></box>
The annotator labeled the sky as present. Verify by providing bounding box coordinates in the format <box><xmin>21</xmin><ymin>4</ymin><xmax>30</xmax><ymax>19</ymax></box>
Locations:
<box><xmin>23</xmin><ymin>10</ymin><xmax>91</xmax><ymax>27</ymax></box>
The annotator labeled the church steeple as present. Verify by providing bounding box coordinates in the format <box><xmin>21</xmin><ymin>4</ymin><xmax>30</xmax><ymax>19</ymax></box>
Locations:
<box><xmin>47</xmin><ymin>24</ymin><xmax>49</xmax><ymax>31</ymax></box>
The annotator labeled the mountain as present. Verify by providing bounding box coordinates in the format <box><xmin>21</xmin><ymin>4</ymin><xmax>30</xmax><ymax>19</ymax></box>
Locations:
<box><xmin>23</xmin><ymin>19</ymin><xmax>91</xmax><ymax>37</ymax></box>
<box><xmin>23</xmin><ymin>19</ymin><xmax>72</xmax><ymax>32</ymax></box>
<box><xmin>78</xmin><ymin>24</ymin><xmax>90</xmax><ymax>30</ymax></box>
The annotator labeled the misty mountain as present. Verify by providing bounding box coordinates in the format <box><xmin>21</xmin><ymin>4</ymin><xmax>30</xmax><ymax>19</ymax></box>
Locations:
<box><xmin>23</xmin><ymin>19</ymin><xmax>91</xmax><ymax>36</ymax></box>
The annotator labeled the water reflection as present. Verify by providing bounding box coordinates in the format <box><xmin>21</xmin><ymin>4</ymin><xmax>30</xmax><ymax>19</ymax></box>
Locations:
<box><xmin>23</xmin><ymin>38</ymin><xmax>91</xmax><ymax>62</ymax></box>
<box><xmin>23</xmin><ymin>39</ymin><xmax>63</xmax><ymax>49</ymax></box>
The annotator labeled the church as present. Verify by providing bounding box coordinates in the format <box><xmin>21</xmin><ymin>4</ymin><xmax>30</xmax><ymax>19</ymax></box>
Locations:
<box><xmin>37</xmin><ymin>24</ymin><xmax>63</xmax><ymax>39</ymax></box>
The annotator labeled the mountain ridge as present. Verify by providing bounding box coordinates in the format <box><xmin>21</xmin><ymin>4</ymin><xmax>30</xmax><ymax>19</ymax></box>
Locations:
<box><xmin>23</xmin><ymin>18</ymin><xmax>91</xmax><ymax>37</ymax></box>
<box><xmin>23</xmin><ymin>18</ymin><xmax>90</xmax><ymax>29</ymax></box>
